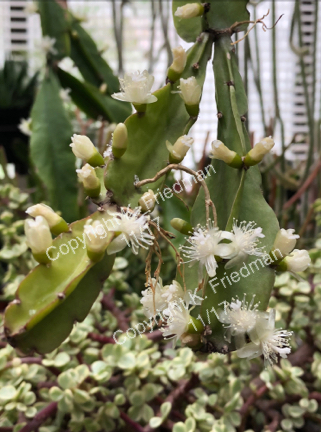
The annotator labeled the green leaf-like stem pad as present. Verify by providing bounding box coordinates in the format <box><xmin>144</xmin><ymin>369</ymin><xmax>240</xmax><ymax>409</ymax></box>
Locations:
<box><xmin>105</xmin><ymin>34</ymin><xmax>213</xmax><ymax>207</ymax></box>
<box><xmin>5</xmin><ymin>211</ymin><xmax>115</xmax><ymax>354</ymax></box>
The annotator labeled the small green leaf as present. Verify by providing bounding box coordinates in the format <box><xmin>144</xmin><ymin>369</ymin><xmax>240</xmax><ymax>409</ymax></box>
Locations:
<box><xmin>129</xmin><ymin>391</ymin><xmax>144</xmax><ymax>407</ymax></box>
<box><xmin>118</xmin><ymin>352</ymin><xmax>136</xmax><ymax>370</ymax></box>
<box><xmin>0</xmin><ymin>385</ymin><xmax>17</xmax><ymax>401</ymax></box>
<box><xmin>160</xmin><ymin>401</ymin><xmax>172</xmax><ymax>418</ymax></box>
<box><xmin>149</xmin><ymin>417</ymin><xmax>163</xmax><ymax>429</ymax></box>
<box><xmin>173</xmin><ymin>422</ymin><xmax>186</xmax><ymax>432</ymax></box>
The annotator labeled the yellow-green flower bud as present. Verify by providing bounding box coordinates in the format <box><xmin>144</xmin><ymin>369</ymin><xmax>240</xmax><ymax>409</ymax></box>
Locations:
<box><xmin>166</xmin><ymin>135</ymin><xmax>194</xmax><ymax>163</ymax></box>
<box><xmin>24</xmin><ymin>216</ymin><xmax>52</xmax><ymax>264</ymax></box>
<box><xmin>84</xmin><ymin>219</ymin><xmax>114</xmax><ymax>262</ymax></box>
<box><xmin>174</xmin><ymin>3</ymin><xmax>205</xmax><ymax>19</ymax></box>
<box><xmin>209</xmin><ymin>140</ymin><xmax>243</xmax><ymax>168</ymax></box>
<box><xmin>244</xmin><ymin>137</ymin><xmax>275</xmax><ymax>166</ymax></box>
<box><xmin>70</xmin><ymin>134</ymin><xmax>104</xmax><ymax>167</ymax></box>
<box><xmin>76</xmin><ymin>164</ymin><xmax>101</xmax><ymax>198</ymax></box>
<box><xmin>170</xmin><ymin>218</ymin><xmax>193</xmax><ymax>235</ymax></box>
<box><xmin>26</xmin><ymin>203</ymin><xmax>69</xmax><ymax>236</ymax></box>
<box><xmin>139</xmin><ymin>189</ymin><xmax>156</xmax><ymax>212</ymax></box>
<box><xmin>112</xmin><ymin>123</ymin><xmax>128</xmax><ymax>158</ymax></box>
<box><xmin>167</xmin><ymin>46</ymin><xmax>187</xmax><ymax>82</ymax></box>
<box><xmin>277</xmin><ymin>249</ymin><xmax>311</xmax><ymax>273</ymax></box>
<box><xmin>179</xmin><ymin>77</ymin><xmax>201</xmax><ymax>117</ymax></box>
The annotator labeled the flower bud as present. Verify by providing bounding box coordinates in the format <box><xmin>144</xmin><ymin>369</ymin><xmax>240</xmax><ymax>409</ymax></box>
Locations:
<box><xmin>179</xmin><ymin>77</ymin><xmax>202</xmax><ymax>117</ymax></box>
<box><xmin>139</xmin><ymin>189</ymin><xmax>156</xmax><ymax>212</ymax></box>
<box><xmin>170</xmin><ymin>218</ymin><xmax>193</xmax><ymax>235</ymax></box>
<box><xmin>167</xmin><ymin>46</ymin><xmax>187</xmax><ymax>82</ymax></box>
<box><xmin>278</xmin><ymin>249</ymin><xmax>311</xmax><ymax>273</ymax></box>
<box><xmin>24</xmin><ymin>216</ymin><xmax>52</xmax><ymax>264</ymax></box>
<box><xmin>181</xmin><ymin>332</ymin><xmax>202</xmax><ymax>349</ymax></box>
<box><xmin>70</xmin><ymin>134</ymin><xmax>104</xmax><ymax>167</ymax></box>
<box><xmin>76</xmin><ymin>164</ymin><xmax>101</xmax><ymax>198</ymax></box>
<box><xmin>84</xmin><ymin>219</ymin><xmax>114</xmax><ymax>262</ymax></box>
<box><xmin>112</xmin><ymin>123</ymin><xmax>128</xmax><ymax>158</ymax></box>
<box><xmin>26</xmin><ymin>204</ymin><xmax>69</xmax><ymax>236</ymax></box>
<box><xmin>244</xmin><ymin>137</ymin><xmax>275</xmax><ymax>166</ymax></box>
<box><xmin>272</xmin><ymin>229</ymin><xmax>300</xmax><ymax>257</ymax></box>
<box><xmin>166</xmin><ymin>135</ymin><xmax>194</xmax><ymax>163</ymax></box>
<box><xmin>209</xmin><ymin>140</ymin><xmax>243</xmax><ymax>168</ymax></box>
<box><xmin>174</xmin><ymin>3</ymin><xmax>205</xmax><ymax>19</ymax></box>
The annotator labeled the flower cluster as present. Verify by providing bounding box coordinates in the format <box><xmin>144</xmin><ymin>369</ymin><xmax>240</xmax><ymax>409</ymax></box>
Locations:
<box><xmin>181</xmin><ymin>220</ymin><xmax>265</xmax><ymax>282</ymax></box>
<box><xmin>140</xmin><ymin>278</ymin><xmax>203</xmax><ymax>345</ymax></box>
<box><xmin>218</xmin><ymin>296</ymin><xmax>293</xmax><ymax>366</ymax></box>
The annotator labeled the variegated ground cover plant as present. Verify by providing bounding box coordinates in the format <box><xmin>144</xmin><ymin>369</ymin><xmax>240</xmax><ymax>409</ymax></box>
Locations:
<box><xmin>0</xmin><ymin>252</ymin><xmax>321</xmax><ymax>431</ymax></box>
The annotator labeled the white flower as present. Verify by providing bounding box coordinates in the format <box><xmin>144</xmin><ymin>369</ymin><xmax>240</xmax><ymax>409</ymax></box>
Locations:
<box><xmin>39</xmin><ymin>36</ymin><xmax>57</xmax><ymax>55</ymax></box>
<box><xmin>111</xmin><ymin>70</ymin><xmax>157</xmax><ymax>105</ymax></box>
<box><xmin>237</xmin><ymin>309</ymin><xmax>292</xmax><ymax>367</ymax></box>
<box><xmin>24</xmin><ymin>216</ymin><xmax>52</xmax><ymax>255</ymax></box>
<box><xmin>161</xmin><ymin>303</ymin><xmax>191</xmax><ymax>344</ymax></box>
<box><xmin>84</xmin><ymin>219</ymin><xmax>113</xmax><ymax>254</ymax></box>
<box><xmin>166</xmin><ymin>135</ymin><xmax>194</xmax><ymax>163</ymax></box>
<box><xmin>181</xmin><ymin>224</ymin><xmax>235</xmax><ymax>281</ymax></box>
<box><xmin>140</xmin><ymin>278</ymin><xmax>167</xmax><ymax>318</ymax></box>
<box><xmin>76</xmin><ymin>164</ymin><xmax>100</xmax><ymax>191</ymax></box>
<box><xmin>245</xmin><ymin>137</ymin><xmax>275</xmax><ymax>165</ymax></box>
<box><xmin>179</xmin><ymin>77</ymin><xmax>202</xmax><ymax>106</ymax></box>
<box><xmin>209</xmin><ymin>140</ymin><xmax>239</xmax><ymax>165</ymax></box>
<box><xmin>18</xmin><ymin>118</ymin><xmax>32</xmax><ymax>136</ymax></box>
<box><xmin>59</xmin><ymin>88</ymin><xmax>71</xmax><ymax>103</ymax></box>
<box><xmin>174</xmin><ymin>3</ymin><xmax>204</xmax><ymax>19</ymax></box>
<box><xmin>70</xmin><ymin>135</ymin><xmax>104</xmax><ymax>166</ymax></box>
<box><xmin>107</xmin><ymin>207</ymin><xmax>154</xmax><ymax>255</ymax></box>
<box><xmin>225</xmin><ymin>220</ymin><xmax>265</xmax><ymax>269</ymax></box>
<box><xmin>24</xmin><ymin>2</ymin><xmax>38</xmax><ymax>14</ymax></box>
<box><xmin>26</xmin><ymin>204</ymin><xmax>61</xmax><ymax>228</ymax></box>
<box><xmin>283</xmin><ymin>249</ymin><xmax>311</xmax><ymax>272</ymax></box>
<box><xmin>161</xmin><ymin>280</ymin><xmax>191</xmax><ymax>306</ymax></box>
<box><xmin>170</xmin><ymin>46</ymin><xmax>187</xmax><ymax>74</ymax></box>
<box><xmin>218</xmin><ymin>295</ymin><xmax>260</xmax><ymax>347</ymax></box>
<box><xmin>273</xmin><ymin>229</ymin><xmax>299</xmax><ymax>256</ymax></box>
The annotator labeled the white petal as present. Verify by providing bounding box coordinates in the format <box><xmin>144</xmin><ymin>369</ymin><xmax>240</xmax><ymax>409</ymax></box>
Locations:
<box><xmin>111</xmin><ymin>92</ymin><xmax>131</xmax><ymax>102</ymax></box>
<box><xmin>106</xmin><ymin>236</ymin><xmax>127</xmax><ymax>255</ymax></box>
<box><xmin>237</xmin><ymin>342</ymin><xmax>262</xmax><ymax>359</ymax></box>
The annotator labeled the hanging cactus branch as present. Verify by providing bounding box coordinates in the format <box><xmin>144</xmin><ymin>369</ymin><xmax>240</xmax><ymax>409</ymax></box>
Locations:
<box><xmin>4</xmin><ymin>0</ymin><xmax>310</xmax><ymax>369</ymax></box>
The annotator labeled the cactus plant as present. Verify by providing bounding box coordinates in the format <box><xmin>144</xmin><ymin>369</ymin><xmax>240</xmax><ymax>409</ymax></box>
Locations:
<box><xmin>5</xmin><ymin>0</ymin><xmax>311</xmax><ymax>368</ymax></box>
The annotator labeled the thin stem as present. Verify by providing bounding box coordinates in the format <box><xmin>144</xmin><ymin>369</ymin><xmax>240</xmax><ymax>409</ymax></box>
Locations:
<box><xmin>19</xmin><ymin>402</ymin><xmax>58</xmax><ymax>432</ymax></box>
<box><xmin>148</xmin><ymin>0</ymin><xmax>156</xmax><ymax>73</ymax></box>
<box><xmin>135</xmin><ymin>164</ymin><xmax>217</xmax><ymax>228</ymax></box>
<box><xmin>251</xmin><ymin>6</ymin><xmax>267</xmax><ymax>134</ymax></box>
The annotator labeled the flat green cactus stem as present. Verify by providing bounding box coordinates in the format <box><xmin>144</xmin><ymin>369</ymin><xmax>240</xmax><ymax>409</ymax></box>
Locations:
<box><xmin>5</xmin><ymin>211</ymin><xmax>115</xmax><ymax>354</ymax></box>
<box><xmin>104</xmin><ymin>34</ymin><xmax>212</xmax><ymax>207</ymax></box>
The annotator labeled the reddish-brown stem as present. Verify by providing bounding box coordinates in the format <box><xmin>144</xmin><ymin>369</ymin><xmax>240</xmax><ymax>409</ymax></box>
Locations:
<box><xmin>120</xmin><ymin>411</ymin><xmax>145</xmax><ymax>432</ymax></box>
<box><xmin>102</xmin><ymin>289</ymin><xmax>129</xmax><ymax>332</ymax></box>
<box><xmin>144</xmin><ymin>374</ymin><xmax>199</xmax><ymax>432</ymax></box>
<box><xmin>19</xmin><ymin>402</ymin><xmax>57</xmax><ymax>432</ymax></box>
<box><xmin>283</xmin><ymin>160</ymin><xmax>321</xmax><ymax>210</ymax></box>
